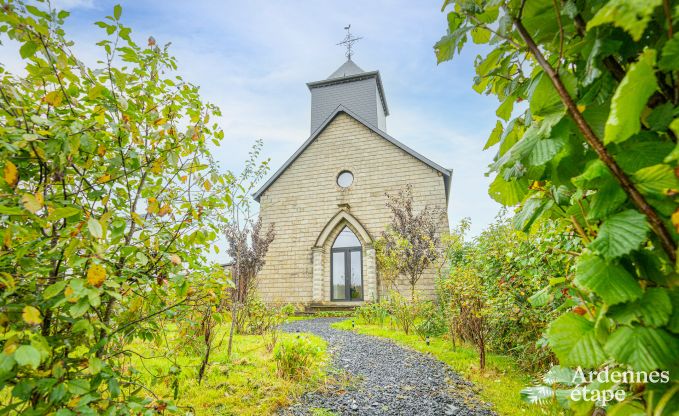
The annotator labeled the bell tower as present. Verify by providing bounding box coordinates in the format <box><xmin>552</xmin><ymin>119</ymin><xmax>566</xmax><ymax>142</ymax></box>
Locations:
<box><xmin>307</xmin><ymin>26</ymin><xmax>389</xmax><ymax>133</ymax></box>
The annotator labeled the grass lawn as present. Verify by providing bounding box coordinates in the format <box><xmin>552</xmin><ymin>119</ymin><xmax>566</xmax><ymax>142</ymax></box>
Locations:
<box><xmin>128</xmin><ymin>325</ymin><xmax>328</xmax><ymax>416</ymax></box>
<box><xmin>332</xmin><ymin>319</ymin><xmax>565</xmax><ymax>416</ymax></box>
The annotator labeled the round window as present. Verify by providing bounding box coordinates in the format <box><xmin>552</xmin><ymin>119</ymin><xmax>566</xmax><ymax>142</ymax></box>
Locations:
<box><xmin>337</xmin><ymin>171</ymin><xmax>354</xmax><ymax>188</ymax></box>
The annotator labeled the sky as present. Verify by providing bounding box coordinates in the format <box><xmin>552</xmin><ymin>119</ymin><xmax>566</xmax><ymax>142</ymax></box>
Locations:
<box><xmin>2</xmin><ymin>0</ymin><xmax>504</xmax><ymax>236</ymax></box>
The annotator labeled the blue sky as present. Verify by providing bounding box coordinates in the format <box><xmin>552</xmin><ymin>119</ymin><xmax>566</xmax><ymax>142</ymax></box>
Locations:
<box><xmin>3</xmin><ymin>0</ymin><xmax>503</xmax><ymax>235</ymax></box>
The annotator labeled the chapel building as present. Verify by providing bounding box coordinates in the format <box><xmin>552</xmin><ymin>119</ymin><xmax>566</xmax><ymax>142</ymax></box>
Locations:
<box><xmin>253</xmin><ymin>57</ymin><xmax>452</xmax><ymax>306</ymax></box>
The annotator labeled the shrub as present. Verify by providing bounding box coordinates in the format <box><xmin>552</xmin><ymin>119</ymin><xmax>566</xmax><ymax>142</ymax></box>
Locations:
<box><xmin>414</xmin><ymin>300</ymin><xmax>447</xmax><ymax>339</ymax></box>
<box><xmin>387</xmin><ymin>291</ymin><xmax>421</xmax><ymax>335</ymax></box>
<box><xmin>273</xmin><ymin>335</ymin><xmax>323</xmax><ymax>380</ymax></box>
<box><xmin>355</xmin><ymin>301</ymin><xmax>389</xmax><ymax>326</ymax></box>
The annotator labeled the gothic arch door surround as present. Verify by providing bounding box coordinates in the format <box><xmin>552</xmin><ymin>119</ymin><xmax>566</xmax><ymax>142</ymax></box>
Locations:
<box><xmin>312</xmin><ymin>209</ymin><xmax>377</xmax><ymax>303</ymax></box>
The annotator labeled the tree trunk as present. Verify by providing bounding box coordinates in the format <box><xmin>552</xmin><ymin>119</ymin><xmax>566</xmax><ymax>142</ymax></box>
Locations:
<box><xmin>227</xmin><ymin>294</ymin><xmax>237</xmax><ymax>358</ymax></box>
<box><xmin>478</xmin><ymin>334</ymin><xmax>486</xmax><ymax>370</ymax></box>
<box><xmin>198</xmin><ymin>307</ymin><xmax>212</xmax><ymax>384</ymax></box>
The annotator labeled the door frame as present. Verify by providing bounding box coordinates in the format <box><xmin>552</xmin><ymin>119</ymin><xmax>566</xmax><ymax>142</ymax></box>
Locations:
<box><xmin>330</xmin><ymin>246</ymin><xmax>363</xmax><ymax>301</ymax></box>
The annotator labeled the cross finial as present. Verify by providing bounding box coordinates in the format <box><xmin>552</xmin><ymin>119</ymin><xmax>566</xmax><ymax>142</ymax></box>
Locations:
<box><xmin>337</xmin><ymin>24</ymin><xmax>362</xmax><ymax>60</ymax></box>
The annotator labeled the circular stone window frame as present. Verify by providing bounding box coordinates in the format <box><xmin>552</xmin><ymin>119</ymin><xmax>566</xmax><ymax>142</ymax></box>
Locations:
<box><xmin>336</xmin><ymin>170</ymin><xmax>354</xmax><ymax>189</ymax></box>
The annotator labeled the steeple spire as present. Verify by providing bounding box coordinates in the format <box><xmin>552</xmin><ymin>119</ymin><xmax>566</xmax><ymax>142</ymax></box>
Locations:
<box><xmin>337</xmin><ymin>25</ymin><xmax>362</xmax><ymax>60</ymax></box>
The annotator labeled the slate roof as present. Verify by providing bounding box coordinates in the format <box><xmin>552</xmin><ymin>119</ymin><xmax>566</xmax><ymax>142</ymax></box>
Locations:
<box><xmin>307</xmin><ymin>60</ymin><xmax>389</xmax><ymax>117</ymax></box>
<box><xmin>252</xmin><ymin>105</ymin><xmax>453</xmax><ymax>203</ymax></box>
<box><xmin>327</xmin><ymin>59</ymin><xmax>365</xmax><ymax>79</ymax></box>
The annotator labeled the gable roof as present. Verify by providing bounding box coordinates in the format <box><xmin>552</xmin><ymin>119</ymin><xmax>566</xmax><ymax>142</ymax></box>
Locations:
<box><xmin>253</xmin><ymin>105</ymin><xmax>453</xmax><ymax>203</ymax></box>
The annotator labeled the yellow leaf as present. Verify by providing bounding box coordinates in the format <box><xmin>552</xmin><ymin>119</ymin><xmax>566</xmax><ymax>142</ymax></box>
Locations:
<box><xmin>672</xmin><ymin>208</ymin><xmax>679</xmax><ymax>233</ymax></box>
<box><xmin>3</xmin><ymin>339</ymin><xmax>17</xmax><ymax>354</ymax></box>
<box><xmin>93</xmin><ymin>106</ymin><xmax>106</xmax><ymax>125</ymax></box>
<box><xmin>35</xmin><ymin>192</ymin><xmax>44</xmax><ymax>206</ymax></box>
<box><xmin>203</xmin><ymin>180</ymin><xmax>211</xmax><ymax>191</ymax></box>
<box><xmin>43</xmin><ymin>91</ymin><xmax>63</xmax><ymax>107</ymax></box>
<box><xmin>22</xmin><ymin>305</ymin><xmax>42</xmax><ymax>325</ymax></box>
<box><xmin>64</xmin><ymin>286</ymin><xmax>78</xmax><ymax>303</ymax></box>
<box><xmin>170</xmin><ymin>254</ymin><xmax>181</xmax><ymax>265</ymax></box>
<box><xmin>158</xmin><ymin>204</ymin><xmax>171</xmax><ymax>217</ymax></box>
<box><xmin>180</xmin><ymin>175</ymin><xmax>187</xmax><ymax>183</ymax></box>
<box><xmin>3</xmin><ymin>228</ymin><xmax>11</xmax><ymax>249</ymax></box>
<box><xmin>154</xmin><ymin>118</ymin><xmax>167</xmax><ymax>126</ymax></box>
<box><xmin>87</xmin><ymin>264</ymin><xmax>107</xmax><ymax>287</ymax></box>
<box><xmin>577</xmin><ymin>104</ymin><xmax>586</xmax><ymax>113</ymax></box>
<box><xmin>97</xmin><ymin>144</ymin><xmax>106</xmax><ymax>157</ymax></box>
<box><xmin>97</xmin><ymin>174</ymin><xmax>111</xmax><ymax>184</ymax></box>
<box><xmin>131</xmin><ymin>212</ymin><xmax>144</xmax><ymax>226</ymax></box>
<box><xmin>21</xmin><ymin>193</ymin><xmax>42</xmax><ymax>213</ymax></box>
<box><xmin>151</xmin><ymin>160</ymin><xmax>162</xmax><ymax>174</ymax></box>
<box><xmin>67</xmin><ymin>396</ymin><xmax>80</xmax><ymax>408</ymax></box>
<box><xmin>3</xmin><ymin>161</ymin><xmax>18</xmax><ymax>188</ymax></box>
<box><xmin>147</xmin><ymin>197</ymin><xmax>159</xmax><ymax>214</ymax></box>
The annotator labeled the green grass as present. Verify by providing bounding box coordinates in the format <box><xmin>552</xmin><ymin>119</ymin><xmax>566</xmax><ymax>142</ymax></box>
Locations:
<box><xmin>332</xmin><ymin>319</ymin><xmax>565</xmax><ymax>416</ymax></box>
<box><xmin>128</xmin><ymin>326</ymin><xmax>328</xmax><ymax>416</ymax></box>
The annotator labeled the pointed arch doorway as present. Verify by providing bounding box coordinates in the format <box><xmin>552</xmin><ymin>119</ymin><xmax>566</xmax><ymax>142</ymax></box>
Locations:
<box><xmin>311</xmin><ymin>209</ymin><xmax>377</xmax><ymax>303</ymax></box>
<box><xmin>331</xmin><ymin>227</ymin><xmax>363</xmax><ymax>301</ymax></box>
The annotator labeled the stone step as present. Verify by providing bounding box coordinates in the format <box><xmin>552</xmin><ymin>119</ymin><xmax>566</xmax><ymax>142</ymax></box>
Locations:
<box><xmin>302</xmin><ymin>303</ymin><xmax>359</xmax><ymax>314</ymax></box>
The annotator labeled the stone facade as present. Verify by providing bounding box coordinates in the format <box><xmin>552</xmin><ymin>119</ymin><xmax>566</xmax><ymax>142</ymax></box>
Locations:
<box><xmin>256</xmin><ymin>111</ymin><xmax>450</xmax><ymax>305</ymax></box>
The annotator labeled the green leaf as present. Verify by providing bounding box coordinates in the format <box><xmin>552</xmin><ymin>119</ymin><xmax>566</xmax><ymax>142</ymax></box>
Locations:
<box><xmin>484</xmin><ymin>121</ymin><xmax>503</xmax><ymax>150</ymax></box>
<box><xmin>530</xmin><ymin>72</ymin><xmax>572</xmax><ymax>117</ymax></box>
<box><xmin>19</xmin><ymin>41</ymin><xmax>38</xmax><ymax>59</ymax></box>
<box><xmin>496</xmin><ymin>97</ymin><xmax>514</xmax><ymax>121</ymax></box>
<box><xmin>113</xmin><ymin>4</ymin><xmax>122</xmax><ymax>20</ymax></box>
<box><xmin>514</xmin><ymin>197</ymin><xmax>553</xmax><ymax>231</ymax></box>
<box><xmin>43</xmin><ymin>281</ymin><xmax>68</xmax><ymax>299</ymax></box>
<box><xmin>667</xmin><ymin>288</ymin><xmax>679</xmax><ymax>333</ymax></box>
<box><xmin>587</xmin><ymin>0</ymin><xmax>662</xmax><ymax>41</ymax></box>
<box><xmin>488</xmin><ymin>175</ymin><xmax>528</xmax><ymax>206</ymax></box>
<box><xmin>66</xmin><ymin>379</ymin><xmax>90</xmax><ymax>395</ymax></box>
<box><xmin>588</xmin><ymin>181</ymin><xmax>626</xmax><ymax>220</ymax></box>
<box><xmin>546</xmin><ymin>313</ymin><xmax>607</xmax><ymax>367</ymax></box>
<box><xmin>609</xmin><ymin>287</ymin><xmax>673</xmax><ymax>327</ymax></box>
<box><xmin>636</xmin><ymin>288</ymin><xmax>672</xmax><ymax>327</ymax></box>
<box><xmin>14</xmin><ymin>345</ymin><xmax>41</xmax><ymax>369</ymax></box>
<box><xmin>0</xmin><ymin>205</ymin><xmax>26</xmax><ymax>216</ymax></box>
<box><xmin>659</xmin><ymin>33</ymin><xmax>679</xmax><ymax>71</ymax></box>
<box><xmin>528</xmin><ymin>286</ymin><xmax>551</xmax><ymax>307</ymax></box>
<box><xmin>613</xmin><ymin>140</ymin><xmax>675</xmax><ymax>173</ymax></box>
<box><xmin>520</xmin><ymin>386</ymin><xmax>555</xmax><ymax>404</ymax></box>
<box><xmin>632</xmin><ymin>164</ymin><xmax>679</xmax><ymax>197</ymax></box>
<box><xmin>48</xmin><ymin>207</ymin><xmax>81</xmax><ymax>221</ymax></box>
<box><xmin>87</xmin><ymin>218</ymin><xmax>102</xmax><ymax>239</ymax></box>
<box><xmin>69</xmin><ymin>298</ymin><xmax>90</xmax><ymax>318</ymax></box>
<box><xmin>543</xmin><ymin>366</ymin><xmax>576</xmax><ymax>385</ymax></box>
<box><xmin>589</xmin><ymin>210</ymin><xmax>649</xmax><ymax>259</ymax></box>
<box><xmin>527</xmin><ymin>138</ymin><xmax>564</xmax><ymax>166</ymax></box>
<box><xmin>605</xmin><ymin>325</ymin><xmax>679</xmax><ymax>371</ymax></box>
<box><xmin>470</xmin><ymin>27</ymin><xmax>491</xmax><ymax>44</ymax></box>
<box><xmin>604</xmin><ymin>49</ymin><xmax>658</xmax><ymax>144</ymax></box>
<box><xmin>575</xmin><ymin>253</ymin><xmax>642</xmax><ymax>305</ymax></box>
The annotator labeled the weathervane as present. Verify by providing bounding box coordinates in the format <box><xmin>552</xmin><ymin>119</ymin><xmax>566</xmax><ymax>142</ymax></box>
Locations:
<box><xmin>337</xmin><ymin>25</ymin><xmax>362</xmax><ymax>60</ymax></box>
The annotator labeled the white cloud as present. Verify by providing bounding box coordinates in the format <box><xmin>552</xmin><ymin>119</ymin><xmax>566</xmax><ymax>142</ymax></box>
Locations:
<box><xmin>1</xmin><ymin>0</ymin><xmax>504</xmax><ymax>239</ymax></box>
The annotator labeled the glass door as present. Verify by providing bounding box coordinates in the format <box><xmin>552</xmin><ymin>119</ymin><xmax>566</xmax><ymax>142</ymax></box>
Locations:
<box><xmin>331</xmin><ymin>227</ymin><xmax>363</xmax><ymax>301</ymax></box>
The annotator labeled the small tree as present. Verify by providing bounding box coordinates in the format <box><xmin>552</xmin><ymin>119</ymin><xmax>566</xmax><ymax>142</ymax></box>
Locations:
<box><xmin>222</xmin><ymin>141</ymin><xmax>275</xmax><ymax>356</ymax></box>
<box><xmin>373</xmin><ymin>237</ymin><xmax>401</xmax><ymax>296</ymax></box>
<box><xmin>224</xmin><ymin>218</ymin><xmax>275</xmax><ymax>335</ymax></box>
<box><xmin>0</xmin><ymin>2</ymin><xmax>231</xmax><ymax>412</ymax></box>
<box><xmin>382</xmin><ymin>185</ymin><xmax>441</xmax><ymax>300</ymax></box>
<box><xmin>443</xmin><ymin>267</ymin><xmax>490</xmax><ymax>370</ymax></box>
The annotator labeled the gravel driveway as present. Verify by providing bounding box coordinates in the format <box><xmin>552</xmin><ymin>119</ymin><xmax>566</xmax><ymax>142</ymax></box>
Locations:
<box><xmin>280</xmin><ymin>318</ymin><xmax>496</xmax><ymax>416</ymax></box>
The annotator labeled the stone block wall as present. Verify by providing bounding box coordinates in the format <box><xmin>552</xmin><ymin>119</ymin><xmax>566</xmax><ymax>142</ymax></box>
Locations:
<box><xmin>256</xmin><ymin>113</ymin><xmax>450</xmax><ymax>304</ymax></box>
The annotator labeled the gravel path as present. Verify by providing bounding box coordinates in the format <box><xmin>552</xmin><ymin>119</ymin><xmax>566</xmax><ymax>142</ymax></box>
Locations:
<box><xmin>280</xmin><ymin>318</ymin><xmax>496</xmax><ymax>416</ymax></box>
